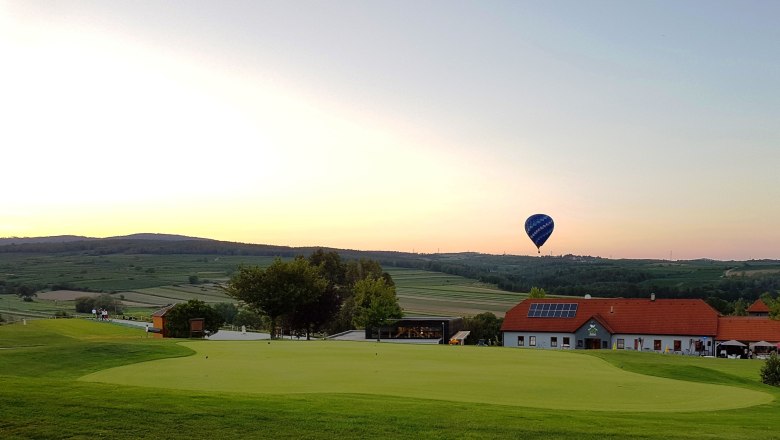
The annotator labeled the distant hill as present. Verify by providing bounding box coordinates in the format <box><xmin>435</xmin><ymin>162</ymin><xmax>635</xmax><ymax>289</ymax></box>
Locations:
<box><xmin>0</xmin><ymin>233</ymin><xmax>208</xmax><ymax>246</ymax></box>
<box><xmin>0</xmin><ymin>235</ymin><xmax>93</xmax><ymax>245</ymax></box>
<box><xmin>1</xmin><ymin>233</ymin><xmax>779</xmax><ymax>304</ymax></box>
<box><xmin>106</xmin><ymin>233</ymin><xmax>211</xmax><ymax>241</ymax></box>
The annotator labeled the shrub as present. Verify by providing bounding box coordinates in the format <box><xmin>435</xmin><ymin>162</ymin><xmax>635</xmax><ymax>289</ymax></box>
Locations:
<box><xmin>760</xmin><ymin>352</ymin><xmax>780</xmax><ymax>386</ymax></box>
<box><xmin>165</xmin><ymin>300</ymin><xmax>224</xmax><ymax>338</ymax></box>
<box><xmin>234</xmin><ymin>308</ymin><xmax>266</xmax><ymax>330</ymax></box>
<box><xmin>213</xmin><ymin>302</ymin><xmax>238</xmax><ymax>325</ymax></box>
<box><xmin>75</xmin><ymin>296</ymin><xmax>95</xmax><ymax>313</ymax></box>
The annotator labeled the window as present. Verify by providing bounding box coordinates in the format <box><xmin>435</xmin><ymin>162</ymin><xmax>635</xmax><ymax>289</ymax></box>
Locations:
<box><xmin>529</xmin><ymin>336</ymin><xmax>536</xmax><ymax>347</ymax></box>
<box><xmin>550</xmin><ymin>337</ymin><xmax>558</xmax><ymax>347</ymax></box>
<box><xmin>694</xmin><ymin>340</ymin><xmax>704</xmax><ymax>352</ymax></box>
<box><xmin>617</xmin><ymin>338</ymin><xmax>625</xmax><ymax>349</ymax></box>
<box><xmin>577</xmin><ymin>339</ymin><xmax>583</xmax><ymax>348</ymax></box>
<box><xmin>654</xmin><ymin>340</ymin><xmax>662</xmax><ymax>351</ymax></box>
<box><xmin>673</xmin><ymin>340</ymin><xmax>681</xmax><ymax>352</ymax></box>
<box><xmin>517</xmin><ymin>336</ymin><xmax>524</xmax><ymax>347</ymax></box>
<box><xmin>563</xmin><ymin>337</ymin><xmax>570</xmax><ymax>347</ymax></box>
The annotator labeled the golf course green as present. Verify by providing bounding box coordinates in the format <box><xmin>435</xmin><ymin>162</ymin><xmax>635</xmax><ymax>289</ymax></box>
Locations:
<box><xmin>82</xmin><ymin>339</ymin><xmax>771</xmax><ymax>412</ymax></box>
<box><xmin>3</xmin><ymin>319</ymin><xmax>780</xmax><ymax>439</ymax></box>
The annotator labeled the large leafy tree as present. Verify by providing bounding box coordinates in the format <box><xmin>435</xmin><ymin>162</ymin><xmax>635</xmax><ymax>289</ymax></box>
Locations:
<box><xmin>226</xmin><ymin>258</ymin><xmax>326</xmax><ymax>339</ymax></box>
<box><xmin>463</xmin><ymin>312</ymin><xmax>504</xmax><ymax>346</ymax></box>
<box><xmin>165</xmin><ymin>300</ymin><xmax>224</xmax><ymax>338</ymax></box>
<box><xmin>287</xmin><ymin>288</ymin><xmax>341</xmax><ymax>340</ymax></box>
<box><xmin>352</xmin><ymin>276</ymin><xmax>402</xmax><ymax>339</ymax></box>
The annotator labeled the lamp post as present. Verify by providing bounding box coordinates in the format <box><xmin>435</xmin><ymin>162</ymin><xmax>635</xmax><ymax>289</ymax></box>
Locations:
<box><xmin>441</xmin><ymin>321</ymin><xmax>445</xmax><ymax>345</ymax></box>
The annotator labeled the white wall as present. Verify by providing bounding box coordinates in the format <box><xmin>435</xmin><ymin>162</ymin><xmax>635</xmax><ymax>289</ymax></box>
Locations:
<box><xmin>612</xmin><ymin>334</ymin><xmax>713</xmax><ymax>354</ymax></box>
<box><xmin>503</xmin><ymin>331</ymin><xmax>575</xmax><ymax>349</ymax></box>
<box><xmin>503</xmin><ymin>331</ymin><xmax>713</xmax><ymax>354</ymax></box>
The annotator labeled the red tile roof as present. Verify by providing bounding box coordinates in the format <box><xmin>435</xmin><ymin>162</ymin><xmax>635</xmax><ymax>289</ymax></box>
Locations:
<box><xmin>152</xmin><ymin>304</ymin><xmax>175</xmax><ymax>317</ymax></box>
<box><xmin>716</xmin><ymin>317</ymin><xmax>780</xmax><ymax>342</ymax></box>
<box><xmin>747</xmin><ymin>299</ymin><xmax>770</xmax><ymax>313</ymax></box>
<box><xmin>501</xmin><ymin>298</ymin><xmax>719</xmax><ymax>336</ymax></box>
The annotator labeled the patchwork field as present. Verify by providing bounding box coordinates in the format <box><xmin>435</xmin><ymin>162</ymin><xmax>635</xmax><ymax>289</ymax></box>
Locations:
<box><xmin>2</xmin><ymin>254</ymin><xmax>526</xmax><ymax>321</ymax></box>
<box><xmin>2</xmin><ymin>320</ymin><xmax>780</xmax><ymax>439</ymax></box>
<box><xmin>388</xmin><ymin>268</ymin><xmax>525</xmax><ymax>317</ymax></box>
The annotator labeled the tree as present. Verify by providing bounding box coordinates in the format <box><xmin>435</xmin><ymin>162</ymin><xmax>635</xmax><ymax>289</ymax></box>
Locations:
<box><xmin>352</xmin><ymin>276</ymin><xmax>402</xmax><ymax>340</ymax></box>
<box><xmin>233</xmin><ymin>308</ymin><xmax>266</xmax><ymax>330</ymax></box>
<box><xmin>732</xmin><ymin>297</ymin><xmax>748</xmax><ymax>316</ymax></box>
<box><xmin>16</xmin><ymin>285</ymin><xmax>37</xmax><ymax>302</ymax></box>
<box><xmin>226</xmin><ymin>258</ymin><xmax>326</xmax><ymax>339</ymax></box>
<box><xmin>760</xmin><ymin>292</ymin><xmax>780</xmax><ymax>320</ymax></box>
<box><xmin>188</xmin><ymin>275</ymin><xmax>200</xmax><ymax>285</ymax></box>
<box><xmin>93</xmin><ymin>293</ymin><xmax>123</xmax><ymax>315</ymax></box>
<box><xmin>705</xmin><ymin>297</ymin><xmax>733</xmax><ymax>315</ymax></box>
<box><xmin>289</xmin><ymin>250</ymin><xmax>347</xmax><ymax>338</ymax></box>
<box><xmin>308</xmin><ymin>249</ymin><xmax>346</xmax><ymax>285</ymax></box>
<box><xmin>164</xmin><ymin>300</ymin><xmax>224</xmax><ymax>338</ymax></box>
<box><xmin>74</xmin><ymin>296</ymin><xmax>95</xmax><ymax>313</ymax></box>
<box><xmin>288</xmin><ymin>287</ymin><xmax>341</xmax><ymax>340</ymax></box>
<box><xmin>760</xmin><ymin>352</ymin><xmax>780</xmax><ymax>386</ymax></box>
<box><xmin>345</xmin><ymin>259</ymin><xmax>390</xmax><ymax>286</ymax></box>
<box><xmin>463</xmin><ymin>312</ymin><xmax>504</xmax><ymax>345</ymax></box>
<box><xmin>528</xmin><ymin>286</ymin><xmax>547</xmax><ymax>298</ymax></box>
<box><xmin>213</xmin><ymin>302</ymin><xmax>239</xmax><ymax>325</ymax></box>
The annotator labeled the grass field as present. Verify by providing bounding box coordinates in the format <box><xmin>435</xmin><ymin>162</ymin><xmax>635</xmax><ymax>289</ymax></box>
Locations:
<box><xmin>83</xmin><ymin>339</ymin><xmax>770</xmax><ymax>412</ymax></box>
<box><xmin>2</xmin><ymin>320</ymin><xmax>780</xmax><ymax>439</ymax></box>
<box><xmin>388</xmin><ymin>268</ymin><xmax>525</xmax><ymax>317</ymax></box>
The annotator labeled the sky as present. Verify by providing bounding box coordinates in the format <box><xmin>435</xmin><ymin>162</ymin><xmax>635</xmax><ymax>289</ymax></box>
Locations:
<box><xmin>1</xmin><ymin>1</ymin><xmax>779</xmax><ymax>260</ymax></box>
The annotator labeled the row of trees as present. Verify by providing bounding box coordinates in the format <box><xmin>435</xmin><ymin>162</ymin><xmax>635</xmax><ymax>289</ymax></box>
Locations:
<box><xmin>74</xmin><ymin>293</ymin><xmax>124</xmax><ymax>314</ymax></box>
<box><xmin>706</xmin><ymin>292</ymin><xmax>780</xmax><ymax>319</ymax></box>
<box><xmin>226</xmin><ymin>250</ymin><xmax>402</xmax><ymax>339</ymax></box>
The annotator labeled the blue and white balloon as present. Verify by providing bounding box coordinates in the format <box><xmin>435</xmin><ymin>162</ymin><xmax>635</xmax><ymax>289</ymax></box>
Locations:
<box><xmin>525</xmin><ymin>214</ymin><xmax>554</xmax><ymax>253</ymax></box>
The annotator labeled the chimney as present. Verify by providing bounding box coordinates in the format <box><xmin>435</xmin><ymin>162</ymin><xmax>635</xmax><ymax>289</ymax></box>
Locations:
<box><xmin>610</xmin><ymin>305</ymin><xmax>614</xmax><ymax>314</ymax></box>
<box><xmin>650</xmin><ymin>293</ymin><xmax>656</xmax><ymax>301</ymax></box>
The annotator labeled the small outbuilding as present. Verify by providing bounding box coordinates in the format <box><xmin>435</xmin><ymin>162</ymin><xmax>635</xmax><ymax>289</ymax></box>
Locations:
<box><xmin>365</xmin><ymin>317</ymin><xmax>463</xmax><ymax>343</ymax></box>
<box><xmin>150</xmin><ymin>304</ymin><xmax>175</xmax><ymax>338</ymax></box>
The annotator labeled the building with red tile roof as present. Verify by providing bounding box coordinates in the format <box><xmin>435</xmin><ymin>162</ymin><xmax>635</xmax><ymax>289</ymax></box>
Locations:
<box><xmin>502</xmin><ymin>297</ymin><xmax>727</xmax><ymax>354</ymax></box>
<box><xmin>502</xmin><ymin>296</ymin><xmax>780</xmax><ymax>356</ymax></box>
<box><xmin>746</xmin><ymin>299</ymin><xmax>770</xmax><ymax>317</ymax></box>
<box><xmin>717</xmin><ymin>317</ymin><xmax>780</xmax><ymax>343</ymax></box>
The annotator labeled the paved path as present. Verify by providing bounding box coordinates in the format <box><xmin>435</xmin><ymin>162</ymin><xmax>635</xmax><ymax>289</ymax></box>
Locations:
<box><xmin>110</xmin><ymin>319</ymin><xmax>270</xmax><ymax>340</ymax></box>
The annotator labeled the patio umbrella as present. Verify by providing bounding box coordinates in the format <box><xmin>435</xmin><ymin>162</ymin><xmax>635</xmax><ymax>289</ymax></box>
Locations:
<box><xmin>719</xmin><ymin>340</ymin><xmax>746</xmax><ymax>347</ymax></box>
<box><xmin>750</xmin><ymin>341</ymin><xmax>775</xmax><ymax>348</ymax></box>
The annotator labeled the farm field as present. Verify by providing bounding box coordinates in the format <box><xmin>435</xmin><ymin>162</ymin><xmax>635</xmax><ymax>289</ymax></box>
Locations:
<box><xmin>387</xmin><ymin>268</ymin><xmax>525</xmax><ymax>317</ymax></box>
<box><xmin>2</xmin><ymin>319</ymin><xmax>780</xmax><ymax>439</ymax></box>
<box><xmin>1</xmin><ymin>253</ymin><xmax>525</xmax><ymax>321</ymax></box>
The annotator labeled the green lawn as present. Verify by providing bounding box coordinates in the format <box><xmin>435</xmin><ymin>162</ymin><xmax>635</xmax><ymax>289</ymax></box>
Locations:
<box><xmin>2</xmin><ymin>319</ymin><xmax>780</xmax><ymax>439</ymax></box>
<box><xmin>83</xmin><ymin>339</ymin><xmax>770</xmax><ymax>412</ymax></box>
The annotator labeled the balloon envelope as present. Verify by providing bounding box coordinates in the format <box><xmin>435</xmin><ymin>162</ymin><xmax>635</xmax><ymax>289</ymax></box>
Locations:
<box><xmin>525</xmin><ymin>214</ymin><xmax>554</xmax><ymax>251</ymax></box>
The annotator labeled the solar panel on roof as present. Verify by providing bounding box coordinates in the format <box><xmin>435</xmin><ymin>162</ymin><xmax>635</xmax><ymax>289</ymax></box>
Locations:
<box><xmin>527</xmin><ymin>303</ymin><xmax>578</xmax><ymax>318</ymax></box>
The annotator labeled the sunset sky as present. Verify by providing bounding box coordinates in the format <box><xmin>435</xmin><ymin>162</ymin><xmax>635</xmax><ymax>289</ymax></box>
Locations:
<box><xmin>2</xmin><ymin>1</ymin><xmax>779</xmax><ymax>260</ymax></box>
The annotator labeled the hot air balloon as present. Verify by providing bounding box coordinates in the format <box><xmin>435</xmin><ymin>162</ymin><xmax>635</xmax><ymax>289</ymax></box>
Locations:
<box><xmin>525</xmin><ymin>214</ymin><xmax>554</xmax><ymax>253</ymax></box>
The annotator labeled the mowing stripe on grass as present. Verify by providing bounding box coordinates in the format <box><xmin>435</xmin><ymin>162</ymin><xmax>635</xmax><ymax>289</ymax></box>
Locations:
<box><xmin>80</xmin><ymin>340</ymin><xmax>772</xmax><ymax>412</ymax></box>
